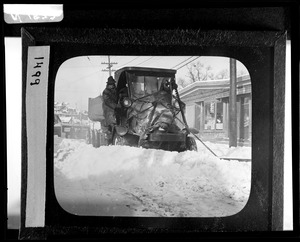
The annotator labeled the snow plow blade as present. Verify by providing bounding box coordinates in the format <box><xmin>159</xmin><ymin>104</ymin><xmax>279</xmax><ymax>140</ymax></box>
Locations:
<box><xmin>148</xmin><ymin>133</ymin><xmax>186</xmax><ymax>142</ymax></box>
<box><xmin>88</xmin><ymin>96</ymin><xmax>104</xmax><ymax>122</ymax></box>
<box><xmin>191</xmin><ymin>133</ymin><xmax>250</xmax><ymax>161</ymax></box>
<box><xmin>218</xmin><ymin>157</ymin><xmax>251</xmax><ymax>162</ymax></box>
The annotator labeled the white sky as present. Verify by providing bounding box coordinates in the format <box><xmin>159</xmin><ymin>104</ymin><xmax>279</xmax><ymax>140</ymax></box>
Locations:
<box><xmin>55</xmin><ymin>55</ymin><xmax>248</xmax><ymax>111</ymax></box>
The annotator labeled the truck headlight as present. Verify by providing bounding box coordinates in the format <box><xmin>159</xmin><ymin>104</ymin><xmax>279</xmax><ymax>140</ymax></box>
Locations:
<box><xmin>122</xmin><ymin>97</ymin><xmax>132</xmax><ymax>107</ymax></box>
<box><xmin>173</xmin><ymin>100</ymin><xmax>185</xmax><ymax>112</ymax></box>
<box><xmin>174</xmin><ymin>100</ymin><xmax>180</xmax><ymax>109</ymax></box>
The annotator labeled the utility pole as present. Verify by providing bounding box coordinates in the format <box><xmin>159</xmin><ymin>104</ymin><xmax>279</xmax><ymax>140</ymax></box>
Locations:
<box><xmin>229</xmin><ymin>58</ymin><xmax>237</xmax><ymax>147</ymax></box>
<box><xmin>101</xmin><ymin>55</ymin><xmax>117</xmax><ymax>76</ymax></box>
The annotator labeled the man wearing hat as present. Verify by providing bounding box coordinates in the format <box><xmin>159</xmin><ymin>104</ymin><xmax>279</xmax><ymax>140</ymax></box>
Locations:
<box><xmin>102</xmin><ymin>76</ymin><xmax>118</xmax><ymax>137</ymax></box>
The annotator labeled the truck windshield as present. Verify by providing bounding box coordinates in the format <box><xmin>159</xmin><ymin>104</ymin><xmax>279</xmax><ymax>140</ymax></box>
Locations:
<box><xmin>131</xmin><ymin>75</ymin><xmax>171</xmax><ymax>98</ymax></box>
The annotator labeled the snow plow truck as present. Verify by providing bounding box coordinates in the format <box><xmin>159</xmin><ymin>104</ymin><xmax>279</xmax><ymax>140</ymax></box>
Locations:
<box><xmin>88</xmin><ymin>66</ymin><xmax>198</xmax><ymax>152</ymax></box>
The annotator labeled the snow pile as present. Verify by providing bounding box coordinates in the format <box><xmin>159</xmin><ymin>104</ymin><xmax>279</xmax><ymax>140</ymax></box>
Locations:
<box><xmin>54</xmin><ymin>138</ymin><xmax>251</xmax><ymax>217</ymax></box>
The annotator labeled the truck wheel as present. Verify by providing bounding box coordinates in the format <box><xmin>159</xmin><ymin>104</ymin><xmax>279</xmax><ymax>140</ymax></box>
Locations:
<box><xmin>186</xmin><ymin>136</ymin><xmax>197</xmax><ymax>151</ymax></box>
<box><xmin>91</xmin><ymin>130</ymin><xmax>96</xmax><ymax>147</ymax></box>
<box><xmin>86</xmin><ymin>129</ymin><xmax>91</xmax><ymax>144</ymax></box>
<box><xmin>95</xmin><ymin>130</ymin><xmax>101</xmax><ymax>148</ymax></box>
<box><xmin>92</xmin><ymin>130</ymin><xmax>100</xmax><ymax>148</ymax></box>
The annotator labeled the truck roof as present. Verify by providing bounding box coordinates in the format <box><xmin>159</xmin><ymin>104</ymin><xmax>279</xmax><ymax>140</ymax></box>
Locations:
<box><xmin>115</xmin><ymin>66</ymin><xmax>177</xmax><ymax>76</ymax></box>
<box><xmin>114</xmin><ymin>66</ymin><xmax>177</xmax><ymax>91</ymax></box>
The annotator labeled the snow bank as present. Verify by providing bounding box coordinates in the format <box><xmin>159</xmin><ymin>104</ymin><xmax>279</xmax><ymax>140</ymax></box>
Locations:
<box><xmin>54</xmin><ymin>138</ymin><xmax>251</xmax><ymax>216</ymax></box>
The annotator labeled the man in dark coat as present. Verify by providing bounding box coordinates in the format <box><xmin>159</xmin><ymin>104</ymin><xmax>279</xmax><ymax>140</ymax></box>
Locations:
<box><xmin>102</xmin><ymin>76</ymin><xmax>118</xmax><ymax>132</ymax></box>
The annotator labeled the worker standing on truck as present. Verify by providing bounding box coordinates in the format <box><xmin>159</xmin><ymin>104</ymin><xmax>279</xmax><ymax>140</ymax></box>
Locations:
<box><xmin>102</xmin><ymin>76</ymin><xmax>118</xmax><ymax>138</ymax></box>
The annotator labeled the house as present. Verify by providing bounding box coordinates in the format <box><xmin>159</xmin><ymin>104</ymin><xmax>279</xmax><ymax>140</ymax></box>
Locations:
<box><xmin>59</xmin><ymin>116</ymin><xmax>73</xmax><ymax>124</ymax></box>
<box><xmin>179</xmin><ymin>74</ymin><xmax>251</xmax><ymax>144</ymax></box>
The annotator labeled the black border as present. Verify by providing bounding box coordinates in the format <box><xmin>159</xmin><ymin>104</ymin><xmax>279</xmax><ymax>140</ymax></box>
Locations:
<box><xmin>20</xmin><ymin>27</ymin><xmax>283</xmax><ymax>237</ymax></box>
<box><xmin>2</xmin><ymin>3</ymin><xmax>299</xmax><ymax>240</ymax></box>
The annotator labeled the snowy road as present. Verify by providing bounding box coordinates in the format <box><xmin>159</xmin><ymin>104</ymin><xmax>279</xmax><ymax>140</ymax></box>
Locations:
<box><xmin>54</xmin><ymin>137</ymin><xmax>251</xmax><ymax>217</ymax></box>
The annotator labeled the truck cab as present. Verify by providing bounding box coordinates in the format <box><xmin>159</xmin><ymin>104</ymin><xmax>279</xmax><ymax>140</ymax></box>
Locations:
<box><xmin>89</xmin><ymin>66</ymin><xmax>197</xmax><ymax>152</ymax></box>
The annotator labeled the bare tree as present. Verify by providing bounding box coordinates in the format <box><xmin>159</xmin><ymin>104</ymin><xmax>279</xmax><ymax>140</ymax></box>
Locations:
<box><xmin>237</xmin><ymin>68</ymin><xmax>248</xmax><ymax>76</ymax></box>
<box><xmin>186</xmin><ymin>61</ymin><xmax>215</xmax><ymax>82</ymax></box>
<box><xmin>216</xmin><ymin>69</ymin><xmax>229</xmax><ymax>79</ymax></box>
<box><xmin>204</xmin><ymin>65</ymin><xmax>214</xmax><ymax>80</ymax></box>
<box><xmin>186</xmin><ymin>64</ymin><xmax>198</xmax><ymax>83</ymax></box>
<box><xmin>176</xmin><ymin>77</ymin><xmax>190</xmax><ymax>89</ymax></box>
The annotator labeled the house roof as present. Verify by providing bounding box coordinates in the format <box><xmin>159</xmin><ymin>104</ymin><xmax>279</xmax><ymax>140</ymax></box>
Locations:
<box><xmin>179</xmin><ymin>74</ymin><xmax>251</xmax><ymax>100</ymax></box>
<box><xmin>60</xmin><ymin>116</ymin><xmax>72</xmax><ymax>123</ymax></box>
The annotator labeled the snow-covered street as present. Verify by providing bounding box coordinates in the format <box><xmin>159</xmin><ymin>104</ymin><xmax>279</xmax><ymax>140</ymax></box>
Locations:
<box><xmin>54</xmin><ymin>137</ymin><xmax>251</xmax><ymax>217</ymax></box>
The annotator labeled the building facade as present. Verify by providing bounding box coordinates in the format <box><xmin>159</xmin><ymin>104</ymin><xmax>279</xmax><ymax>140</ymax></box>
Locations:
<box><xmin>179</xmin><ymin>75</ymin><xmax>251</xmax><ymax>144</ymax></box>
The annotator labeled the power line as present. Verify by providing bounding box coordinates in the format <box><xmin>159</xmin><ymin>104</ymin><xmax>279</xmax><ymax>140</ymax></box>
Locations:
<box><xmin>59</xmin><ymin>65</ymin><xmax>100</xmax><ymax>68</ymax></box>
<box><xmin>118</xmin><ymin>56</ymin><xmax>141</xmax><ymax>68</ymax></box>
<box><xmin>176</xmin><ymin>56</ymin><xmax>200</xmax><ymax>70</ymax></box>
<box><xmin>140</xmin><ymin>56</ymin><xmax>159</xmax><ymax>66</ymax></box>
<box><xmin>55</xmin><ymin>89</ymin><xmax>94</xmax><ymax>93</ymax></box>
<box><xmin>57</xmin><ymin>69</ymin><xmax>101</xmax><ymax>85</ymax></box>
<box><xmin>171</xmin><ymin>56</ymin><xmax>194</xmax><ymax>69</ymax></box>
<box><xmin>135</xmin><ymin>56</ymin><xmax>154</xmax><ymax>66</ymax></box>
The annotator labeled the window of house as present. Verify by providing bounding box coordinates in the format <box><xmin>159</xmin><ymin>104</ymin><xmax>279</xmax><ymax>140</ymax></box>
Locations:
<box><xmin>216</xmin><ymin>101</ymin><xmax>223</xmax><ymax>130</ymax></box>
<box><xmin>242</xmin><ymin>97</ymin><xmax>251</xmax><ymax>140</ymax></box>
<box><xmin>204</xmin><ymin>101</ymin><xmax>223</xmax><ymax>130</ymax></box>
<box><xmin>204</xmin><ymin>102</ymin><xmax>215</xmax><ymax>130</ymax></box>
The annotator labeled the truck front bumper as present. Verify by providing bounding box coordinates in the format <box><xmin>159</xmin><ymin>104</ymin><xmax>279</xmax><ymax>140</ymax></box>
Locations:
<box><xmin>148</xmin><ymin>132</ymin><xmax>186</xmax><ymax>142</ymax></box>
